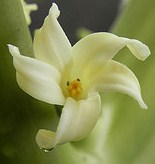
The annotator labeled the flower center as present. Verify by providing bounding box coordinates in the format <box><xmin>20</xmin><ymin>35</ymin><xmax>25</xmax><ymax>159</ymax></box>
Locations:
<box><xmin>67</xmin><ymin>78</ymin><xmax>83</xmax><ymax>99</ymax></box>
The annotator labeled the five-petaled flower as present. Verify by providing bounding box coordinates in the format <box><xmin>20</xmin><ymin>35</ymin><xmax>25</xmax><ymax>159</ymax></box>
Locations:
<box><xmin>8</xmin><ymin>3</ymin><xmax>150</xmax><ymax>150</ymax></box>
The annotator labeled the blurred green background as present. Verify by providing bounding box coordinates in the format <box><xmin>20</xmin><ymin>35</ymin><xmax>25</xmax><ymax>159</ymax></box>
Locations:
<box><xmin>0</xmin><ymin>0</ymin><xmax>155</xmax><ymax>164</ymax></box>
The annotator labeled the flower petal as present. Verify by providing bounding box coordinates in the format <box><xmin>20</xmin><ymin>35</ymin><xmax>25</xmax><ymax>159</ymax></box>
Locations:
<box><xmin>8</xmin><ymin>44</ymin><xmax>65</xmax><ymax>105</ymax></box>
<box><xmin>36</xmin><ymin>92</ymin><xmax>101</xmax><ymax>149</ymax></box>
<box><xmin>72</xmin><ymin>32</ymin><xmax>150</xmax><ymax>70</ymax></box>
<box><xmin>33</xmin><ymin>3</ymin><xmax>72</xmax><ymax>72</ymax></box>
<box><xmin>88</xmin><ymin>60</ymin><xmax>147</xmax><ymax>109</ymax></box>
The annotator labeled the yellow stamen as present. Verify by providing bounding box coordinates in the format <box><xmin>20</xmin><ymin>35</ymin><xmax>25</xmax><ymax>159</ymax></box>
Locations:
<box><xmin>67</xmin><ymin>79</ymin><xmax>83</xmax><ymax>99</ymax></box>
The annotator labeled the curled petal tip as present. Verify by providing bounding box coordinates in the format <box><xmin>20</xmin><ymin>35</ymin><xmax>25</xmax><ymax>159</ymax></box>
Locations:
<box><xmin>135</xmin><ymin>91</ymin><xmax>148</xmax><ymax>109</ymax></box>
<box><xmin>7</xmin><ymin>44</ymin><xmax>20</xmax><ymax>57</ymax></box>
<box><xmin>127</xmin><ymin>39</ymin><xmax>151</xmax><ymax>61</ymax></box>
<box><xmin>7</xmin><ymin>44</ymin><xmax>15</xmax><ymax>50</ymax></box>
<box><xmin>50</xmin><ymin>3</ymin><xmax>60</xmax><ymax>18</ymax></box>
<box><xmin>36</xmin><ymin>129</ymin><xmax>56</xmax><ymax>150</ymax></box>
<box><xmin>140</xmin><ymin>101</ymin><xmax>148</xmax><ymax>110</ymax></box>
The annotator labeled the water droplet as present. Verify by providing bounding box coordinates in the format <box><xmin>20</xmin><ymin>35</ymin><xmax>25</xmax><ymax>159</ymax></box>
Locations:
<box><xmin>40</xmin><ymin>147</ymin><xmax>54</xmax><ymax>153</ymax></box>
<box><xmin>44</xmin><ymin>149</ymin><xmax>50</xmax><ymax>153</ymax></box>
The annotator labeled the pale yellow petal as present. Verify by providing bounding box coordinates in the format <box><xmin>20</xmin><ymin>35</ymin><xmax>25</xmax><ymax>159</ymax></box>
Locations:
<box><xmin>8</xmin><ymin>44</ymin><xmax>65</xmax><ymax>105</ymax></box>
<box><xmin>88</xmin><ymin>60</ymin><xmax>147</xmax><ymax>109</ymax></box>
<box><xmin>36</xmin><ymin>92</ymin><xmax>101</xmax><ymax>149</ymax></box>
<box><xmin>33</xmin><ymin>3</ymin><xmax>72</xmax><ymax>72</ymax></box>
<box><xmin>72</xmin><ymin>32</ymin><xmax>150</xmax><ymax>72</ymax></box>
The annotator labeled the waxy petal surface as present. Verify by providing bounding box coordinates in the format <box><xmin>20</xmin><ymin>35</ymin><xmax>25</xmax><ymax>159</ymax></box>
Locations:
<box><xmin>8</xmin><ymin>44</ymin><xmax>65</xmax><ymax>105</ymax></box>
<box><xmin>72</xmin><ymin>33</ymin><xmax>150</xmax><ymax>72</ymax></box>
<box><xmin>36</xmin><ymin>92</ymin><xmax>101</xmax><ymax>149</ymax></box>
<box><xmin>33</xmin><ymin>3</ymin><xmax>72</xmax><ymax>72</ymax></box>
<box><xmin>88</xmin><ymin>60</ymin><xmax>147</xmax><ymax>109</ymax></box>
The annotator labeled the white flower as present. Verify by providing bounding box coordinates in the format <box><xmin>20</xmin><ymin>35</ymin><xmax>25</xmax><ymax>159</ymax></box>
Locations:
<box><xmin>21</xmin><ymin>0</ymin><xmax>38</xmax><ymax>25</ymax></box>
<box><xmin>8</xmin><ymin>3</ymin><xmax>150</xmax><ymax>150</ymax></box>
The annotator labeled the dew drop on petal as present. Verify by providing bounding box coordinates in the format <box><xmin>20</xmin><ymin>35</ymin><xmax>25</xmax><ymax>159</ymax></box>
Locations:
<box><xmin>40</xmin><ymin>147</ymin><xmax>54</xmax><ymax>153</ymax></box>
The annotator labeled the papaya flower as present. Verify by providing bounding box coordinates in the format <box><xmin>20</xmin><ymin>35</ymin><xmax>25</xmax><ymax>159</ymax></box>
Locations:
<box><xmin>8</xmin><ymin>3</ymin><xmax>150</xmax><ymax>150</ymax></box>
<box><xmin>21</xmin><ymin>0</ymin><xmax>38</xmax><ymax>25</ymax></box>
